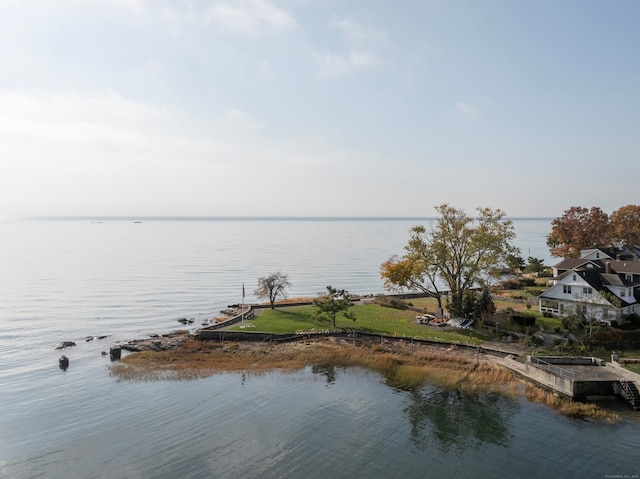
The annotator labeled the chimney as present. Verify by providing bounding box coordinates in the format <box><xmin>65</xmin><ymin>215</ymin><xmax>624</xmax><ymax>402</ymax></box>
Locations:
<box><xmin>605</xmin><ymin>262</ymin><xmax>611</xmax><ymax>274</ymax></box>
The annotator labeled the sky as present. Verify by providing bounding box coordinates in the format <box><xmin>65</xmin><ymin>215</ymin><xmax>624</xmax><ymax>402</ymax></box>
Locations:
<box><xmin>1</xmin><ymin>0</ymin><xmax>638</xmax><ymax>218</ymax></box>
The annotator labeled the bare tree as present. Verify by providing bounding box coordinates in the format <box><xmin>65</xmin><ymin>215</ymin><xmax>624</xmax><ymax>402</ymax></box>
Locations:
<box><xmin>254</xmin><ymin>272</ymin><xmax>291</xmax><ymax>309</ymax></box>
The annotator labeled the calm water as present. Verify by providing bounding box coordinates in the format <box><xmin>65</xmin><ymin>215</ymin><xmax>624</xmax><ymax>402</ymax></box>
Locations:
<box><xmin>1</xmin><ymin>218</ymin><xmax>639</xmax><ymax>478</ymax></box>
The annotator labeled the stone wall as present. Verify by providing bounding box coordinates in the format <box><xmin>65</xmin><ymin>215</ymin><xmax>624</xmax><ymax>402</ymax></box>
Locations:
<box><xmin>523</xmin><ymin>362</ymin><xmax>576</xmax><ymax>397</ymax></box>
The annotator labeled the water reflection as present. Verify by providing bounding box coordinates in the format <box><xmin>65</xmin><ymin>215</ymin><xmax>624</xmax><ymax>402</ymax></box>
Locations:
<box><xmin>311</xmin><ymin>363</ymin><xmax>343</xmax><ymax>385</ymax></box>
<box><xmin>404</xmin><ymin>387</ymin><xmax>518</xmax><ymax>453</ymax></box>
<box><xmin>307</xmin><ymin>363</ymin><xmax>520</xmax><ymax>454</ymax></box>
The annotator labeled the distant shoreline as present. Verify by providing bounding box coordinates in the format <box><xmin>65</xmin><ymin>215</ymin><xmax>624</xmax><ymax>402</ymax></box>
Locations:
<box><xmin>11</xmin><ymin>216</ymin><xmax>555</xmax><ymax>222</ymax></box>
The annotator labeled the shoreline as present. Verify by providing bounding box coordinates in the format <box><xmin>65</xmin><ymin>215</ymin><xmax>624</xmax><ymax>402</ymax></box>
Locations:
<box><xmin>111</xmin><ymin>333</ymin><xmax>621</xmax><ymax>422</ymax></box>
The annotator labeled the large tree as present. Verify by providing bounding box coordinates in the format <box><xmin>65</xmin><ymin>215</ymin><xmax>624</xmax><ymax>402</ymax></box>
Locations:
<box><xmin>312</xmin><ymin>286</ymin><xmax>356</xmax><ymax>328</ymax></box>
<box><xmin>380</xmin><ymin>232</ymin><xmax>444</xmax><ymax>309</ymax></box>
<box><xmin>546</xmin><ymin>206</ymin><xmax>611</xmax><ymax>258</ymax></box>
<box><xmin>610</xmin><ymin>204</ymin><xmax>640</xmax><ymax>248</ymax></box>
<box><xmin>382</xmin><ymin>204</ymin><xmax>518</xmax><ymax>317</ymax></box>
<box><xmin>254</xmin><ymin>272</ymin><xmax>291</xmax><ymax>309</ymax></box>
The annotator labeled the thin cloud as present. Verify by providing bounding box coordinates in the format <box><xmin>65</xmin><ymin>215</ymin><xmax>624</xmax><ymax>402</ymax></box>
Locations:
<box><xmin>223</xmin><ymin>107</ymin><xmax>260</xmax><ymax>132</ymax></box>
<box><xmin>41</xmin><ymin>0</ymin><xmax>147</xmax><ymax>13</ymax></box>
<box><xmin>329</xmin><ymin>17</ymin><xmax>387</xmax><ymax>45</ymax></box>
<box><xmin>314</xmin><ymin>50</ymin><xmax>380</xmax><ymax>77</ymax></box>
<box><xmin>455</xmin><ymin>100</ymin><xmax>481</xmax><ymax>120</ymax></box>
<box><xmin>315</xmin><ymin>17</ymin><xmax>388</xmax><ymax>77</ymax></box>
<box><xmin>205</xmin><ymin>0</ymin><xmax>299</xmax><ymax>35</ymax></box>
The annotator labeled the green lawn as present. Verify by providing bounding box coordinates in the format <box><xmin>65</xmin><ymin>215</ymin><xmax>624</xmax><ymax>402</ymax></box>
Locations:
<box><xmin>625</xmin><ymin>363</ymin><xmax>640</xmax><ymax>375</ymax></box>
<box><xmin>407</xmin><ymin>296</ymin><xmax>562</xmax><ymax>334</ymax></box>
<box><xmin>230</xmin><ymin>304</ymin><xmax>484</xmax><ymax>345</ymax></box>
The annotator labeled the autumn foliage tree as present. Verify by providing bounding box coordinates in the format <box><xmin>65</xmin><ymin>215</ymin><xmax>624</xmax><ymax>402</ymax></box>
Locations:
<box><xmin>381</xmin><ymin>204</ymin><xmax>518</xmax><ymax>317</ymax></box>
<box><xmin>380</xmin><ymin>246</ymin><xmax>444</xmax><ymax>309</ymax></box>
<box><xmin>546</xmin><ymin>206</ymin><xmax>611</xmax><ymax>258</ymax></box>
<box><xmin>610</xmin><ymin>204</ymin><xmax>640</xmax><ymax>248</ymax></box>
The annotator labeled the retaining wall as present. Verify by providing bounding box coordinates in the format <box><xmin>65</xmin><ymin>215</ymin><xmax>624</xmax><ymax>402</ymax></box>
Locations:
<box><xmin>523</xmin><ymin>363</ymin><xmax>576</xmax><ymax>397</ymax></box>
<box><xmin>199</xmin><ymin>308</ymin><xmax>255</xmax><ymax>331</ymax></box>
<box><xmin>536</xmin><ymin>356</ymin><xmax>603</xmax><ymax>366</ymax></box>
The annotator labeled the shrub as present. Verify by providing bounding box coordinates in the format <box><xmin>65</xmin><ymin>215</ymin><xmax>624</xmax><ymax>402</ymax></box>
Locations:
<box><xmin>518</xmin><ymin>277</ymin><xmax>536</xmax><ymax>287</ymax></box>
<box><xmin>623</xmin><ymin>313</ymin><xmax>640</xmax><ymax>329</ymax></box>
<box><xmin>501</xmin><ymin>279</ymin><xmax>520</xmax><ymax>290</ymax></box>
<box><xmin>374</xmin><ymin>295</ymin><xmax>409</xmax><ymax>310</ymax></box>
<box><xmin>511</xmin><ymin>313</ymin><xmax>536</xmax><ymax>327</ymax></box>
<box><xmin>530</xmin><ymin>335</ymin><xmax>544</xmax><ymax>346</ymax></box>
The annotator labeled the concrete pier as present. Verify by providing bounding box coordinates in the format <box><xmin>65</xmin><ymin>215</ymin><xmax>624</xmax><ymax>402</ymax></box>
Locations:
<box><xmin>500</xmin><ymin>355</ymin><xmax>640</xmax><ymax>408</ymax></box>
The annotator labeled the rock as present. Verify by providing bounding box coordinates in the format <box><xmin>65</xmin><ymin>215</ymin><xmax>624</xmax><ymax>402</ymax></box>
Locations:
<box><xmin>85</xmin><ymin>335</ymin><xmax>110</xmax><ymax>342</ymax></box>
<box><xmin>119</xmin><ymin>331</ymin><xmax>189</xmax><ymax>352</ymax></box>
<box><xmin>110</xmin><ymin>346</ymin><xmax>122</xmax><ymax>361</ymax></box>
<box><xmin>59</xmin><ymin>355</ymin><xmax>69</xmax><ymax>370</ymax></box>
<box><xmin>55</xmin><ymin>341</ymin><xmax>76</xmax><ymax>350</ymax></box>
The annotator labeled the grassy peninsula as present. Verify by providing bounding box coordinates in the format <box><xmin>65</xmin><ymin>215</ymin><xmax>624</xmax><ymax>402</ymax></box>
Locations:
<box><xmin>111</xmin><ymin>301</ymin><xmax>621</xmax><ymax>422</ymax></box>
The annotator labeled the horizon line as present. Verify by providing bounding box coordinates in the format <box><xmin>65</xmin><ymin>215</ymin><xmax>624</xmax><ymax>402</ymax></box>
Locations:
<box><xmin>7</xmin><ymin>215</ymin><xmax>554</xmax><ymax>221</ymax></box>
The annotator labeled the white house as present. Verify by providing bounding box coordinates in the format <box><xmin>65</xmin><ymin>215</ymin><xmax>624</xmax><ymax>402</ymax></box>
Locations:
<box><xmin>538</xmin><ymin>266</ymin><xmax>639</xmax><ymax>325</ymax></box>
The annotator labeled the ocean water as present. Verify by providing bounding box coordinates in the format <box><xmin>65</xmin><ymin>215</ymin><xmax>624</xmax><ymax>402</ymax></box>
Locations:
<box><xmin>1</xmin><ymin>218</ymin><xmax>639</xmax><ymax>478</ymax></box>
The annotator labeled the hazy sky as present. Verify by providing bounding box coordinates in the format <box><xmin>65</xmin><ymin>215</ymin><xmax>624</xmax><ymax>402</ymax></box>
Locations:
<box><xmin>1</xmin><ymin>0</ymin><xmax>638</xmax><ymax>218</ymax></box>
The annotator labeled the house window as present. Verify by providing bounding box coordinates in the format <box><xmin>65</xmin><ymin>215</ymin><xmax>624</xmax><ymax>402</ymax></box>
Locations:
<box><xmin>582</xmin><ymin>287</ymin><xmax>592</xmax><ymax>295</ymax></box>
<box><xmin>621</xmin><ymin>289</ymin><xmax>626</xmax><ymax>297</ymax></box>
<box><xmin>596</xmin><ymin>252</ymin><xmax>600</xmax><ymax>258</ymax></box>
<box><xmin>563</xmin><ymin>285</ymin><xmax>572</xmax><ymax>294</ymax></box>
<box><xmin>572</xmin><ymin>274</ymin><xmax>577</xmax><ymax>281</ymax></box>
<box><xmin>626</xmin><ymin>274</ymin><xmax>633</xmax><ymax>282</ymax></box>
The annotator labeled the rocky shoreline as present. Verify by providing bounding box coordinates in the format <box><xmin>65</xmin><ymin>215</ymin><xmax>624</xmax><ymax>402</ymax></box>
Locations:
<box><xmin>119</xmin><ymin>331</ymin><xmax>190</xmax><ymax>352</ymax></box>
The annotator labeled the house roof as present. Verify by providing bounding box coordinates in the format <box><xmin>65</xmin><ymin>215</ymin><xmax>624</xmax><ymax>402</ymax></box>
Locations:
<box><xmin>553</xmin><ymin>257</ymin><xmax>640</xmax><ymax>276</ymax></box>
<box><xmin>580</xmin><ymin>247</ymin><xmax>616</xmax><ymax>259</ymax></box>
<box><xmin>607</xmin><ymin>260</ymin><xmax>640</xmax><ymax>275</ymax></box>
<box><xmin>553</xmin><ymin>258</ymin><xmax>602</xmax><ymax>270</ymax></box>
<box><xmin>600</xmin><ymin>273</ymin><xmax>627</xmax><ymax>287</ymax></box>
<box><xmin>577</xmin><ymin>269</ymin><xmax>606</xmax><ymax>291</ymax></box>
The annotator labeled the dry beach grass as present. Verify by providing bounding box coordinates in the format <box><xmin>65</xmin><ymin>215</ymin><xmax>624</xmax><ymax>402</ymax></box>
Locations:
<box><xmin>110</xmin><ymin>335</ymin><xmax>620</xmax><ymax>422</ymax></box>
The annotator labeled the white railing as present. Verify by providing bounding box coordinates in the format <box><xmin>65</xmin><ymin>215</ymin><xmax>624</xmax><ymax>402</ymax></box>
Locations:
<box><xmin>529</xmin><ymin>356</ymin><xmax>576</xmax><ymax>381</ymax></box>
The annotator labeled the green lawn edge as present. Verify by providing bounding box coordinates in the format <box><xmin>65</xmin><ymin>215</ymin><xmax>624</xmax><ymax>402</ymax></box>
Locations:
<box><xmin>229</xmin><ymin>303</ymin><xmax>484</xmax><ymax>345</ymax></box>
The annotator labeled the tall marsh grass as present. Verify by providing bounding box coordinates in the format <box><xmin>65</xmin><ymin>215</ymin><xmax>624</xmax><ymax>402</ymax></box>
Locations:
<box><xmin>111</xmin><ymin>338</ymin><xmax>513</xmax><ymax>396</ymax></box>
<box><xmin>524</xmin><ymin>385</ymin><xmax>620</xmax><ymax>422</ymax></box>
<box><xmin>110</xmin><ymin>337</ymin><xmax>620</xmax><ymax>422</ymax></box>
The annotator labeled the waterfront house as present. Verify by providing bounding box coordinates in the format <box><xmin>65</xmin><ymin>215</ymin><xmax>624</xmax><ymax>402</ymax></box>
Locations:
<box><xmin>539</xmin><ymin>248</ymin><xmax>640</xmax><ymax>325</ymax></box>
